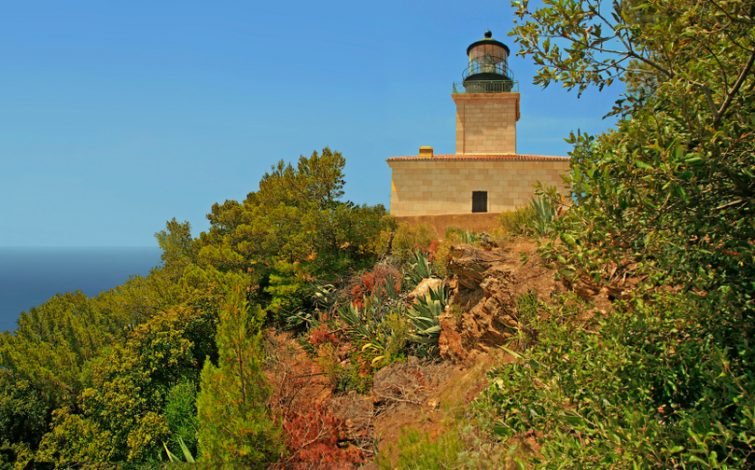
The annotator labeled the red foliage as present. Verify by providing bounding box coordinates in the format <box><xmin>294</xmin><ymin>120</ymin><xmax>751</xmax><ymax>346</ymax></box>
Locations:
<box><xmin>350</xmin><ymin>265</ymin><xmax>402</xmax><ymax>308</ymax></box>
<box><xmin>267</xmin><ymin>332</ymin><xmax>366</xmax><ymax>468</ymax></box>
<box><xmin>427</xmin><ymin>239</ymin><xmax>440</xmax><ymax>261</ymax></box>
<box><xmin>283</xmin><ymin>403</ymin><xmax>365</xmax><ymax>466</ymax></box>
<box><xmin>308</xmin><ymin>323</ymin><xmax>338</xmax><ymax>347</ymax></box>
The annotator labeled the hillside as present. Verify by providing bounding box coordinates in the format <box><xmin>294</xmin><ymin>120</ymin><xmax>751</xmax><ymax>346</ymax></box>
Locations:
<box><xmin>262</xmin><ymin>239</ymin><xmax>564</xmax><ymax>467</ymax></box>
<box><xmin>1</xmin><ymin>1</ymin><xmax>753</xmax><ymax>467</ymax></box>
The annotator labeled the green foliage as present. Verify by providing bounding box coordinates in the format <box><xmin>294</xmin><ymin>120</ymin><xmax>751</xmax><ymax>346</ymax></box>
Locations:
<box><xmin>496</xmin><ymin>1</ymin><xmax>755</xmax><ymax>466</ymax></box>
<box><xmin>479</xmin><ymin>291</ymin><xmax>754</xmax><ymax>467</ymax></box>
<box><xmin>338</xmin><ymin>293</ymin><xmax>405</xmax><ymax>368</ymax></box>
<box><xmin>528</xmin><ymin>185</ymin><xmax>559</xmax><ymax>236</ymax></box>
<box><xmin>406</xmin><ymin>285</ymin><xmax>448</xmax><ymax>354</ymax></box>
<box><xmin>405</xmin><ymin>250</ymin><xmax>435</xmax><ymax>286</ymax></box>
<box><xmin>444</xmin><ymin>227</ymin><xmax>480</xmax><ymax>244</ymax></box>
<box><xmin>126</xmin><ymin>412</ymin><xmax>171</xmax><ymax>462</ymax></box>
<box><xmin>163</xmin><ymin>437</ymin><xmax>196</xmax><ymax>463</ymax></box>
<box><xmin>381</xmin><ymin>222</ymin><xmax>436</xmax><ymax>265</ymax></box>
<box><xmin>338</xmin><ymin>277</ymin><xmax>448</xmax><ymax>368</ymax></box>
<box><xmin>512</xmin><ymin>0</ymin><xmax>754</xmax><ymax>299</ymax></box>
<box><xmin>61</xmin><ymin>306</ymin><xmax>204</xmax><ymax>463</ymax></box>
<box><xmin>265</xmin><ymin>260</ymin><xmax>309</xmax><ymax>324</ymax></box>
<box><xmin>35</xmin><ymin>408</ymin><xmax>114</xmax><ymax>466</ymax></box>
<box><xmin>381</xmin><ymin>428</ymin><xmax>465</xmax><ymax>470</ymax></box>
<box><xmin>499</xmin><ymin>205</ymin><xmax>537</xmax><ymax>235</ymax></box>
<box><xmin>95</xmin><ymin>267</ymin><xmax>184</xmax><ymax>330</ymax></box>
<box><xmin>196</xmin><ymin>289</ymin><xmax>283</xmax><ymax>465</ymax></box>
<box><xmin>164</xmin><ymin>381</ymin><xmax>199</xmax><ymax>460</ymax></box>
<box><xmin>0</xmin><ymin>264</ymin><xmax>195</xmax><ymax>464</ymax></box>
<box><xmin>0</xmin><ymin>370</ymin><xmax>47</xmax><ymax>456</ymax></box>
<box><xmin>155</xmin><ymin>218</ymin><xmax>196</xmax><ymax>278</ymax></box>
<box><xmin>197</xmin><ymin>148</ymin><xmax>391</xmax><ymax>285</ymax></box>
<box><xmin>0</xmin><ymin>292</ymin><xmax>112</xmax><ymax>407</ymax></box>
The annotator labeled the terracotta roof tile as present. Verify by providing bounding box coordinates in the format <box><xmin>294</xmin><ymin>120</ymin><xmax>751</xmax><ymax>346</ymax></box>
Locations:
<box><xmin>386</xmin><ymin>154</ymin><xmax>569</xmax><ymax>162</ymax></box>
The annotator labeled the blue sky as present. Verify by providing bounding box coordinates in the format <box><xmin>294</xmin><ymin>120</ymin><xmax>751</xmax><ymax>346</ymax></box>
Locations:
<box><xmin>0</xmin><ymin>0</ymin><xmax>621</xmax><ymax>247</ymax></box>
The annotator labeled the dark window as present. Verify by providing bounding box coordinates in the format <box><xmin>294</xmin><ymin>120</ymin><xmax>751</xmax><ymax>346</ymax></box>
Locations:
<box><xmin>472</xmin><ymin>191</ymin><xmax>488</xmax><ymax>213</ymax></box>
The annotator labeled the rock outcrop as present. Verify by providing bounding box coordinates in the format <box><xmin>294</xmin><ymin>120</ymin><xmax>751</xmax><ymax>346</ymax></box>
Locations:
<box><xmin>439</xmin><ymin>242</ymin><xmax>560</xmax><ymax>362</ymax></box>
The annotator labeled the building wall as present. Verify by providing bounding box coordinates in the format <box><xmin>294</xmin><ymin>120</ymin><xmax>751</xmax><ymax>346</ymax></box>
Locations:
<box><xmin>389</xmin><ymin>159</ymin><xmax>570</xmax><ymax>216</ymax></box>
<box><xmin>453</xmin><ymin>93</ymin><xmax>520</xmax><ymax>154</ymax></box>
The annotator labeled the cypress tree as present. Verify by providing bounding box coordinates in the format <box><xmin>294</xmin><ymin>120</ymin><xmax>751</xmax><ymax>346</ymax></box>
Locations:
<box><xmin>196</xmin><ymin>288</ymin><xmax>282</xmax><ymax>465</ymax></box>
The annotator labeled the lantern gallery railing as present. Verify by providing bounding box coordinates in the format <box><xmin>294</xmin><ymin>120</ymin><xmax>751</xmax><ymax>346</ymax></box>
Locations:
<box><xmin>452</xmin><ymin>80</ymin><xmax>519</xmax><ymax>94</ymax></box>
<box><xmin>461</xmin><ymin>59</ymin><xmax>512</xmax><ymax>81</ymax></box>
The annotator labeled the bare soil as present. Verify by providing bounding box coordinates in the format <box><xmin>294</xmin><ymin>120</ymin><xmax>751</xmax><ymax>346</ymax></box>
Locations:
<box><xmin>264</xmin><ymin>238</ymin><xmax>573</xmax><ymax>468</ymax></box>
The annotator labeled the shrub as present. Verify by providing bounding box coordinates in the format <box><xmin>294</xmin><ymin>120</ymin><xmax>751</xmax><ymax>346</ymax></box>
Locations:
<box><xmin>378</xmin><ymin>223</ymin><xmax>436</xmax><ymax>265</ymax></box>
<box><xmin>338</xmin><ymin>276</ymin><xmax>447</xmax><ymax>368</ymax></box>
<box><xmin>444</xmin><ymin>227</ymin><xmax>480</xmax><ymax>244</ymax></box>
<box><xmin>380</xmin><ymin>428</ymin><xmax>464</xmax><ymax>469</ymax></box>
<box><xmin>315</xmin><ymin>342</ymin><xmax>371</xmax><ymax>393</ymax></box>
<box><xmin>500</xmin><ymin>205</ymin><xmax>537</xmax><ymax>235</ymax></box>
<box><xmin>196</xmin><ymin>290</ymin><xmax>283</xmax><ymax>465</ymax></box>
<box><xmin>283</xmin><ymin>403</ymin><xmax>365</xmax><ymax>466</ymax></box>
<box><xmin>164</xmin><ymin>381</ymin><xmax>199</xmax><ymax>459</ymax></box>
<box><xmin>350</xmin><ymin>264</ymin><xmax>402</xmax><ymax>308</ymax></box>
<box><xmin>477</xmin><ymin>291</ymin><xmax>755</xmax><ymax>468</ymax></box>
<box><xmin>404</xmin><ymin>250</ymin><xmax>436</xmax><ymax>287</ymax></box>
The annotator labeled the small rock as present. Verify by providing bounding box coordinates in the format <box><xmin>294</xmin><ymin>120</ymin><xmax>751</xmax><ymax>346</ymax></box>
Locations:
<box><xmin>407</xmin><ymin>277</ymin><xmax>444</xmax><ymax>303</ymax></box>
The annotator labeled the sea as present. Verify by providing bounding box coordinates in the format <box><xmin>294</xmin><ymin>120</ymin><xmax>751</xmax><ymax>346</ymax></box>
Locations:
<box><xmin>0</xmin><ymin>247</ymin><xmax>162</xmax><ymax>332</ymax></box>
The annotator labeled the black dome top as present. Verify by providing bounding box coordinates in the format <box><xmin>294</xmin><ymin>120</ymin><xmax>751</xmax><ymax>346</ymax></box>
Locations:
<box><xmin>466</xmin><ymin>31</ymin><xmax>510</xmax><ymax>56</ymax></box>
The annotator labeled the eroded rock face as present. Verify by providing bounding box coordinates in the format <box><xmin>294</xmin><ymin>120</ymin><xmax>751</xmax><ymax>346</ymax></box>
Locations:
<box><xmin>439</xmin><ymin>243</ymin><xmax>558</xmax><ymax>363</ymax></box>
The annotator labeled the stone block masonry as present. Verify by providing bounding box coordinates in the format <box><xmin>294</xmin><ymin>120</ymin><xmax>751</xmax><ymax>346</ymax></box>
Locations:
<box><xmin>454</xmin><ymin>93</ymin><xmax>520</xmax><ymax>155</ymax></box>
<box><xmin>388</xmin><ymin>155</ymin><xmax>570</xmax><ymax>217</ymax></box>
<box><xmin>386</xmin><ymin>32</ymin><xmax>569</xmax><ymax>221</ymax></box>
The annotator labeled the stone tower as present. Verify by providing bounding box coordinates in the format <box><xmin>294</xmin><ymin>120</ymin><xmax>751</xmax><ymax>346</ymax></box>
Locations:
<box><xmin>386</xmin><ymin>30</ymin><xmax>569</xmax><ymax>228</ymax></box>
<box><xmin>453</xmin><ymin>31</ymin><xmax>520</xmax><ymax>154</ymax></box>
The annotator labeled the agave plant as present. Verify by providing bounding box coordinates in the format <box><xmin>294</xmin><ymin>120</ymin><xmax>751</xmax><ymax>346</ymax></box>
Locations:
<box><xmin>405</xmin><ymin>250</ymin><xmax>434</xmax><ymax>286</ymax></box>
<box><xmin>406</xmin><ymin>285</ymin><xmax>448</xmax><ymax>349</ymax></box>
<box><xmin>529</xmin><ymin>184</ymin><xmax>560</xmax><ymax>236</ymax></box>
<box><xmin>163</xmin><ymin>437</ymin><xmax>195</xmax><ymax>463</ymax></box>
<box><xmin>338</xmin><ymin>302</ymin><xmax>373</xmax><ymax>343</ymax></box>
<box><xmin>285</xmin><ymin>283</ymin><xmax>337</xmax><ymax>329</ymax></box>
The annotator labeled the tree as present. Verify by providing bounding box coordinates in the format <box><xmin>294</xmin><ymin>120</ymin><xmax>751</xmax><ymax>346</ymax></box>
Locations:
<box><xmin>198</xmin><ymin>148</ymin><xmax>388</xmax><ymax>275</ymax></box>
<box><xmin>494</xmin><ymin>0</ymin><xmax>754</xmax><ymax>465</ymax></box>
<box><xmin>156</xmin><ymin>218</ymin><xmax>196</xmax><ymax>279</ymax></box>
<box><xmin>196</xmin><ymin>148</ymin><xmax>391</xmax><ymax>322</ymax></box>
<box><xmin>511</xmin><ymin>0</ymin><xmax>753</xmax><ymax>320</ymax></box>
<box><xmin>196</xmin><ymin>288</ymin><xmax>282</xmax><ymax>465</ymax></box>
<box><xmin>0</xmin><ymin>292</ymin><xmax>110</xmax><ymax>408</ymax></box>
<box><xmin>34</xmin><ymin>306</ymin><xmax>209</xmax><ymax>465</ymax></box>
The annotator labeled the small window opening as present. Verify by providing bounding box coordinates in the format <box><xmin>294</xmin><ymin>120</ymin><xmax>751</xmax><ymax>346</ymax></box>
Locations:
<box><xmin>472</xmin><ymin>191</ymin><xmax>488</xmax><ymax>213</ymax></box>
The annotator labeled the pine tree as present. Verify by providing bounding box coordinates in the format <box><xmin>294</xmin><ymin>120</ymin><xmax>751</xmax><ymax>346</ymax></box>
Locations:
<box><xmin>196</xmin><ymin>288</ymin><xmax>282</xmax><ymax>465</ymax></box>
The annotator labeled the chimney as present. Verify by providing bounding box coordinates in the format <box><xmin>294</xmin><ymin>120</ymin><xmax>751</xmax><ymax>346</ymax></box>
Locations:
<box><xmin>419</xmin><ymin>146</ymin><xmax>434</xmax><ymax>158</ymax></box>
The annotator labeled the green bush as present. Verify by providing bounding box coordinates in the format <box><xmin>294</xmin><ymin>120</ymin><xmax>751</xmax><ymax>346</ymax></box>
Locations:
<box><xmin>164</xmin><ymin>381</ymin><xmax>199</xmax><ymax>460</ymax></box>
<box><xmin>379</xmin><ymin>223</ymin><xmax>436</xmax><ymax>265</ymax></box>
<box><xmin>444</xmin><ymin>227</ymin><xmax>480</xmax><ymax>244</ymax></box>
<box><xmin>477</xmin><ymin>291</ymin><xmax>755</xmax><ymax>468</ymax></box>
<box><xmin>380</xmin><ymin>428</ymin><xmax>464</xmax><ymax>470</ymax></box>
<box><xmin>404</xmin><ymin>250</ymin><xmax>435</xmax><ymax>287</ymax></box>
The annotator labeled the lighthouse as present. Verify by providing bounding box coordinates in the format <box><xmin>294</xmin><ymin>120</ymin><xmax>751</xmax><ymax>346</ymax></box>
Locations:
<box><xmin>386</xmin><ymin>31</ymin><xmax>569</xmax><ymax>228</ymax></box>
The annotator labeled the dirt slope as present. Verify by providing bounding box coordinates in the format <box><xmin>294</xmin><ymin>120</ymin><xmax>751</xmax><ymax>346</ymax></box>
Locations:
<box><xmin>265</xmin><ymin>239</ymin><xmax>561</xmax><ymax>468</ymax></box>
